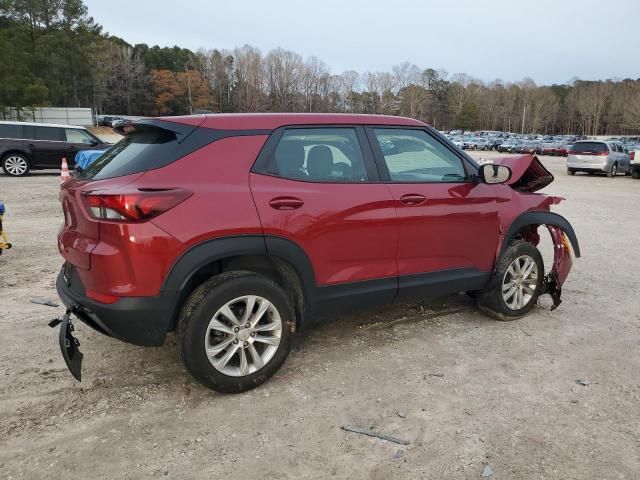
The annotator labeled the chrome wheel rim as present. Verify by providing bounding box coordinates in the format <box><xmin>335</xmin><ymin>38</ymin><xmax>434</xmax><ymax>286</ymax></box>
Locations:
<box><xmin>4</xmin><ymin>156</ymin><xmax>28</xmax><ymax>175</ymax></box>
<box><xmin>502</xmin><ymin>255</ymin><xmax>538</xmax><ymax>310</ymax></box>
<box><xmin>205</xmin><ymin>295</ymin><xmax>282</xmax><ymax>377</ymax></box>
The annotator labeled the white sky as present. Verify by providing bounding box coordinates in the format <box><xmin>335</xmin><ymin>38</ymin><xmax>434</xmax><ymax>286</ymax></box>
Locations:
<box><xmin>83</xmin><ymin>0</ymin><xmax>640</xmax><ymax>85</ymax></box>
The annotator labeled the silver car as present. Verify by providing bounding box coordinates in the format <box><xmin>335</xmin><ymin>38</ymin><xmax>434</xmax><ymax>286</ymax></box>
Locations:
<box><xmin>566</xmin><ymin>141</ymin><xmax>631</xmax><ymax>177</ymax></box>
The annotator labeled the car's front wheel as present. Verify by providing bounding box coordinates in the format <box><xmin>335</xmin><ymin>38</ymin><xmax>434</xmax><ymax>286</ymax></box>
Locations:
<box><xmin>178</xmin><ymin>271</ymin><xmax>294</xmax><ymax>393</ymax></box>
<box><xmin>607</xmin><ymin>163</ymin><xmax>618</xmax><ymax>178</ymax></box>
<box><xmin>2</xmin><ymin>153</ymin><xmax>30</xmax><ymax>177</ymax></box>
<box><xmin>476</xmin><ymin>240</ymin><xmax>544</xmax><ymax>321</ymax></box>
<box><xmin>567</xmin><ymin>168</ymin><xmax>575</xmax><ymax>175</ymax></box>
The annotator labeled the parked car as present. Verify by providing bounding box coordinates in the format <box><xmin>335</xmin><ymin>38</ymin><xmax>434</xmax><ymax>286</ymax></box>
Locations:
<box><xmin>0</xmin><ymin>121</ymin><xmax>112</xmax><ymax>176</ymax></box>
<box><xmin>54</xmin><ymin>113</ymin><xmax>580</xmax><ymax>393</ymax></box>
<box><xmin>498</xmin><ymin>140</ymin><xmax>520</xmax><ymax>153</ymax></box>
<box><xmin>566</xmin><ymin>141</ymin><xmax>631</xmax><ymax>177</ymax></box>
<box><xmin>627</xmin><ymin>145</ymin><xmax>640</xmax><ymax>179</ymax></box>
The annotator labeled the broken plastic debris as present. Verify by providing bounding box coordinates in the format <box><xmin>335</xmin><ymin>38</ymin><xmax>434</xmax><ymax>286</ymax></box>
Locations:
<box><xmin>482</xmin><ymin>464</ymin><xmax>495</xmax><ymax>477</ymax></box>
<box><xmin>31</xmin><ymin>298</ymin><xmax>59</xmax><ymax>307</ymax></box>
<box><xmin>575</xmin><ymin>379</ymin><xmax>591</xmax><ymax>386</ymax></box>
<box><xmin>341</xmin><ymin>425</ymin><xmax>409</xmax><ymax>445</ymax></box>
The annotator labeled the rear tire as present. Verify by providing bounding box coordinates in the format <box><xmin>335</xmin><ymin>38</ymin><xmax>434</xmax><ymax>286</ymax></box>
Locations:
<box><xmin>2</xmin><ymin>153</ymin><xmax>30</xmax><ymax>177</ymax></box>
<box><xmin>631</xmin><ymin>168</ymin><xmax>640</xmax><ymax>179</ymax></box>
<box><xmin>476</xmin><ymin>240</ymin><xmax>544</xmax><ymax>321</ymax></box>
<box><xmin>178</xmin><ymin>271</ymin><xmax>294</xmax><ymax>393</ymax></box>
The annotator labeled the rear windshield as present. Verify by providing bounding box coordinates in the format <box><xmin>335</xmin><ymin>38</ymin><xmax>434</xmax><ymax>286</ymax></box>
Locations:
<box><xmin>572</xmin><ymin>142</ymin><xmax>608</xmax><ymax>153</ymax></box>
<box><xmin>77</xmin><ymin>125</ymin><xmax>179</xmax><ymax>180</ymax></box>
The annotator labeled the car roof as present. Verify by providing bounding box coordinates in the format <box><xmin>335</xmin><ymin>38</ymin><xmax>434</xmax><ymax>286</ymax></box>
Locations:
<box><xmin>0</xmin><ymin>120</ymin><xmax>86</xmax><ymax>130</ymax></box>
<box><xmin>159</xmin><ymin>113</ymin><xmax>427</xmax><ymax>131</ymax></box>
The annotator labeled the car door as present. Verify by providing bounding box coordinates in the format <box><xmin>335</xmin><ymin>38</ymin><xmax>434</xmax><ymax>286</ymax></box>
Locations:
<box><xmin>250</xmin><ymin>126</ymin><xmax>399</xmax><ymax>307</ymax></box>
<box><xmin>366</xmin><ymin>127</ymin><xmax>509</xmax><ymax>301</ymax></box>
<box><xmin>28</xmin><ymin>126</ymin><xmax>66</xmax><ymax>168</ymax></box>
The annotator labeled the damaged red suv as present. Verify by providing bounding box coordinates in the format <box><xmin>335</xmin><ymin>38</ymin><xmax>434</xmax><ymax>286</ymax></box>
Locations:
<box><xmin>54</xmin><ymin>114</ymin><xmax>580</xmax><ymax>393</ymax></box>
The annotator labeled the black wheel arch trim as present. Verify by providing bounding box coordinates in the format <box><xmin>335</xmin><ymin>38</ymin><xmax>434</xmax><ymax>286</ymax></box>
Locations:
<box><xmin>502</xmin><ymin>211</ymin><xmax>581</xmax><ymax>258</ymax></box>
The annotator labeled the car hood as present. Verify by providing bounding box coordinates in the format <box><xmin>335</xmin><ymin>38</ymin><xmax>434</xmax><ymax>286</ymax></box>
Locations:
<box><xmin>491</xmin><ymin>154</ymin><xmax>554</xmax><ymax>192</ymax></box>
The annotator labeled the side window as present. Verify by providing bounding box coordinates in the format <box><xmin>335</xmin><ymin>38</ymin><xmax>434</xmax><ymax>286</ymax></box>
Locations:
<box><xmin>65</xmin><ymin>128</ymin><xmax>96</xmax><ymax>144</ymax></box>
<box><xmin>34</xmin><ymin>126</ymin><xmax>64</xmax><ymax>141</ymax></box>
<box><xmin>0</xmin><ymin>124</ymin><xmax>24</xmax><ymax>139</ymax></box>
<box><xmin>269</xmin><ymin>128</ymin><xmax>368</xmax><ymax>182</ymax></box>
<box><xmin>373</xmin><ymin>128</ymin><xmax>466</xmax><ymax>182</ymax></box>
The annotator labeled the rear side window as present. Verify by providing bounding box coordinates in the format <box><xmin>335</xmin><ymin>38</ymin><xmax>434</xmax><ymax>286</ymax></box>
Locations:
<box><xmin>373</xmin><ymin>128</ymin><xmax>466</xmax><ymax>182</ymax></box>
<box><xmin>0</xmin><ymin>124</ymin><xmax>24</xmax><ymax>139</ymax></box>
<box><xmin>34</xmin><ymin>126</ymin><xmax>64</xmax><ymax>141</ymax></box>
<box><xmin>572</xmin><ymin>142</ymin><xmax>608</xmax><ymax>153</ymax></box>
<box><xmin>269</xmin><ymin>128</ymin><xmax>368</xmax><ymax>182</ymax></box>
<box><xmin>78</xmin><ymin>125</ymin><xmax>178</xmax><ymax>180</ymax></box>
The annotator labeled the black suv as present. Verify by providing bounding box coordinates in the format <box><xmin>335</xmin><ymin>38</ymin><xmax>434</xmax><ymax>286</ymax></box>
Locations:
<box><xmin>0</xmin><ymin>121</ymin><xmax>111</xmax><ymax>176</ymax></box>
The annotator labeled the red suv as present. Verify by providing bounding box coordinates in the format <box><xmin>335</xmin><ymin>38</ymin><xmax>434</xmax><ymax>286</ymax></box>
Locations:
<box><xmin>54</xmin><ymin>114</ymin><xmax>580</xmax><ymax>393</ymax></box>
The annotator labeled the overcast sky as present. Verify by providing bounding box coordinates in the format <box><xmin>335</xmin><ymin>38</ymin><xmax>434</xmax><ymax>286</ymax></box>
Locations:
<box><xmin>83</xmin><ymin>0</ymin><xmax>639</xmax><ymax>85</ymax></box>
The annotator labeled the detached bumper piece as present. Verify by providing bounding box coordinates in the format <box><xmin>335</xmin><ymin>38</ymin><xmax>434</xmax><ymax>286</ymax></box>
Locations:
<box><xmin>542</xmin><ymin>225</ymin><xmax>574</xmax><ymax>311</ymax></box>
<box><xmin>49</xmin><ymin>309</ymin><xmax>83</xmax><ymax>381</ymax></box>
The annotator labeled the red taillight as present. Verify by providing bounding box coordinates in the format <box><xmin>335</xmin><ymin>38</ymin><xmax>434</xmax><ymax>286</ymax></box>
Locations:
<box><xmin>82</xmin><ymin>188</ymin><xmax>192</xmax><ymax>222</ymax></box>
<box><xmin>631</xmin><ymin>151</ymin><xmax>635</xmax><ymax>161</ymax></box>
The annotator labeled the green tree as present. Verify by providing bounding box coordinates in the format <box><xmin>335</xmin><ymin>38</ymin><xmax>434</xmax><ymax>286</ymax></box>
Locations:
<box><xmin>455</xmin><ymin>102</ymin><xmax>480</xmax><ymax>130</ymax></box>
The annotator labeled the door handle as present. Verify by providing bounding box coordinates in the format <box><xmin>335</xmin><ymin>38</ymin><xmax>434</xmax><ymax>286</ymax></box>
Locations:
<box><xmin>269</xmin><ymin>196</ymin><xmax>304</xmax><ymax>210</ymax></box>
<box><xmin>399</xmin><ymin>194</ymin><xmax>426</xmax><ymax>206</ymax></box>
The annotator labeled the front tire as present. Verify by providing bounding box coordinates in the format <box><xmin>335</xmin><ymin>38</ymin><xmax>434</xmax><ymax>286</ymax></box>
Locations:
<box><xmin>476</xmin><ymin>240</ymin><xmax>544</xmax><ymax>321</ymax></box>
<box><xmin>567</xmin><ymin>168</ymin><xmax>575</xmax><ymax>176</ymax></box>
<box><xmin>607</xmin><ymin>163</ymin><xmax>618</xmax><ymax>178</ymax></box>
<box><xmin>2</xmin><ymin>153</ymin><xmax>30</xmax><ymax>177</ymax></box>
<box><xmin>178</xmin><ymin>271</ymin><xmax>294</xmax><ymax>393</ymax></box>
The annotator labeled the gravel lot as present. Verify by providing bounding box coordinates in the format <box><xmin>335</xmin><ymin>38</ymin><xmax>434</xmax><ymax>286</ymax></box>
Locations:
<box><xmin>0</xmin><ymin>152</ymin><xmax>638</xmax><ymax>479</ymax></box>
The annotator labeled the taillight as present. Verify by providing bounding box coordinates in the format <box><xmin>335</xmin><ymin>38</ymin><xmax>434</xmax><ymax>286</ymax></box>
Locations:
<box><xmin>630</xmin><ymin>151</ymin><xmax>635</xmax><ymax>161</ymax></box>
<box><xmin>81</xmin><ymin>188</ymin><xmax>192</xmax><ymax>222</ymax></box>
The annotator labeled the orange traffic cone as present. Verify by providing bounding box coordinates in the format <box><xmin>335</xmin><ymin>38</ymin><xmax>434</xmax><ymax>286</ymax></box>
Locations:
<box><xmin>60</xmin><ymin>157</ymin><xmax>70</xmax><ymax>184</ymax></box>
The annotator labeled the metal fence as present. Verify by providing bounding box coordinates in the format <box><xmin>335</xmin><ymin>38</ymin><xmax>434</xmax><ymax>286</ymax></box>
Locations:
<box><xmin>0</xmin><ymin>107</ymin><xmax>95</xmax><ymax>127</ymax></box>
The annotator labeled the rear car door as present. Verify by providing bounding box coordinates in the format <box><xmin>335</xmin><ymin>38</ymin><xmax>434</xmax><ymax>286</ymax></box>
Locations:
<box><xmin>27</xmin><ymin>126</ymin><xmax>66</xmax><ymax>168</ymax></box>
<box><xmin>366</xmin><ymin>127</ymin><xmax>507</xmax><ymax>300</ymax></box>
<box><xmin>250</xmin><ymin>126</ymin><xmax>399</xmax><ymax>304</ymax></box>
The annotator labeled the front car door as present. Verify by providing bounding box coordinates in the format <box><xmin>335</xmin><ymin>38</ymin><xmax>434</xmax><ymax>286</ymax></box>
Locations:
<box><xmin>366</xmin><ymin>126</ymin><xmax>510</xmax><ymax>301</ymax></box>
<box><xmin>250</xmin><ymin>126</ymin><xmax>399</xmax><ymax>311</ymax></box>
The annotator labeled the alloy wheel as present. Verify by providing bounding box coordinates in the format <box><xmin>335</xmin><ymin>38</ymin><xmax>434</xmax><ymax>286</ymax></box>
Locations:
<box><xmin>3</xmin><ymin>155</ymin><xmax>28</xmax><ymax>176</ymax></box>
<box><xmin>205</xmin><ymin>295</ymin><xmax>282</xmax><ymax>377</ymax></box>
<box><xmin>501</xmin><ymin>255</ymin><xmax>538</xmax><ymax>310</ymax></box>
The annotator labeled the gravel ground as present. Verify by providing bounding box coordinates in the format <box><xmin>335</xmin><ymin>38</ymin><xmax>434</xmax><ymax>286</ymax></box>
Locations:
<box><xmin>0</xmin><ymin>152</ymin><xmax>638</xmax><ymax>479</ymax></box>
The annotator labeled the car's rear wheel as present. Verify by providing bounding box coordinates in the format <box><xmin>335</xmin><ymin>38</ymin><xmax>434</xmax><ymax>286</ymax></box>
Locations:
<box><xmin>178</xmin><ymin>271</ymin><xmax>293</xmax><ymax>393</ymax></box>
<box><xmin>607</xmin><ymin>163</ymin><xmax>618</xmax><ymax>178</ymax></box>
<box><xmin>631</xmin><ymin>168</ymin><xmax>640</xmax><ymax>179</ymax></box>
<box><xmin>2</xmin><ymin>154</ymin><xmax>30</xmax><ymax>177</ymax></box>
<box><xmin>476</xmin><ymin>240</ymin><xmax>544</xmax><ymax>321</ymax></box>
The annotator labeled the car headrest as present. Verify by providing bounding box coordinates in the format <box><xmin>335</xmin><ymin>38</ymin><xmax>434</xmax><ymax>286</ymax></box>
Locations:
<box><xmin>307</xmin><ymin>145</ymin><xmax>333</xmax><ymax>179</ymax></box>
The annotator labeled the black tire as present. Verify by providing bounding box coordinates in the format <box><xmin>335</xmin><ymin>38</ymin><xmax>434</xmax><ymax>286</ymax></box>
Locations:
<box><xmin>476</xmin><ymin>240</ymin><xmax>544</xmax><ymax>321</ymax></box>
<box><xmin>632</xmin><ymin>168</ymin><xmax>640</xmax><ymax>179</ymax></box>
<box><xmin>607</xmin><ymin>163</ymin><xmax>617</xmax><ymax>178</ymax></box>
<box><xmin>567</xmin><ymin>168</ymin><xmax>575</xmax><ymax>176</ymax></box>
<box><xmin>1</xmin><ymin>153</ymin><xmax>30</xmax><ymax>177</ymax></box>
<box><xmin>178</xmin><ymin>271</ymin><xmax>294</xmax><ymax>393</ymax></box>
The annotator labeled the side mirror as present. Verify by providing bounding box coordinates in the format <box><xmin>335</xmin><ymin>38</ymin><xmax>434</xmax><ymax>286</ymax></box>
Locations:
<box><xmin>478</xmin><ymin>163</ymin><xmax>512</xmax><ymax>184</ymax></box>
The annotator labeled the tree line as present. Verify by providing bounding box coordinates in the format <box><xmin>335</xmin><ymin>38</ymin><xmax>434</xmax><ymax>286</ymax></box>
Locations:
<box><xmin>1</xmin><ymin>0</ymin><xmax>639</xmax><ymax>135</ymax></box>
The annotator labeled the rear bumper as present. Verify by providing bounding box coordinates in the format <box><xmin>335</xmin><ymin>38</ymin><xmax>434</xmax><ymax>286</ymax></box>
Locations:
<box><xmin>56</xmin><ymin>267</ymin><xmax>175</xmax><ymax>347</ymax></box>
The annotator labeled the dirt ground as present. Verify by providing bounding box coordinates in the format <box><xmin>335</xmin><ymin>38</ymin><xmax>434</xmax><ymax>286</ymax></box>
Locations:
<box><xmin>0</xmin><ymin>151</ymin><xmax>639</xmax><ymax>479</ymax></box>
